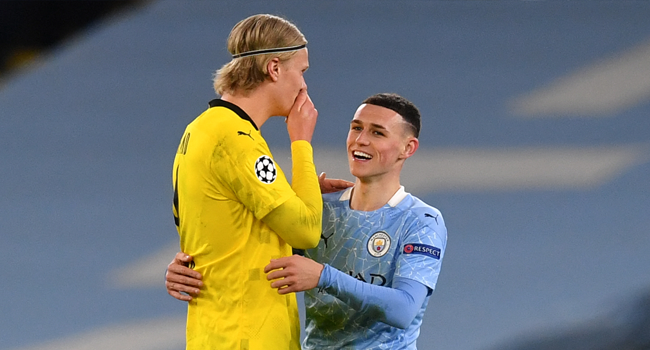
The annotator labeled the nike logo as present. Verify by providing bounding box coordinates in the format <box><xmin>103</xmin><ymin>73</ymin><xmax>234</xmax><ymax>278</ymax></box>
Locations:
<box><xmin>238</xmin><ymin>130</ymin><xmax>253</xmax><ymax>140</ymax></box>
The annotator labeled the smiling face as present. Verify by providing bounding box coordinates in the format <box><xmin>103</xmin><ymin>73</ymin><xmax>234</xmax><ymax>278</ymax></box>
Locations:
<box><xmin>346</xmin><ymin>103</ymin><xmax>419</xmax><ymax>183</ymax></box>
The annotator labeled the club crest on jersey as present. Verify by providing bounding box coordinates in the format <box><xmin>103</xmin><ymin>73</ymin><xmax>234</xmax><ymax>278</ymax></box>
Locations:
<box><xmin>254</xmin><ymin>155</ymin><xmax>277</xmax><ymax>184</ymax></box>
<box><xmin>367</xmin><ymin>231</ymin><xmax>391</xmax><ymax>258</ymax></box>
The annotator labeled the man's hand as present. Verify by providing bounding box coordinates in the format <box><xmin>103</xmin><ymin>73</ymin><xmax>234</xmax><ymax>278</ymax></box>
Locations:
<box><xmin>286</xmin><ymin>89</ymin><xmax>318</xmax><ymax>143</ymax></box>
<box><xmin>318</xmin><ymin>172</ymin><xmax>354</xmax><ymax>194</ymax></box>
<box><xmin>264</xmin><ymin>255</ymin><xmax>324</xmax><ymax>295</ymax></box>
<box><xmin>165</xmin><ymin>252</ymin><xmax>203</xmax><ymax>301</ymax></box>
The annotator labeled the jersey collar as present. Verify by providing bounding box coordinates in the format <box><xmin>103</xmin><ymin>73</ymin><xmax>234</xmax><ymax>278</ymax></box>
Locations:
<box><xmin>208</xmin><ymin>99</ymin><xmax>259</xmax><ymax>131</ymax></box>
<box><xmin>339</xmin><ymin>186</ymin><xmax>408</xmax><ymax>208</ymax></box>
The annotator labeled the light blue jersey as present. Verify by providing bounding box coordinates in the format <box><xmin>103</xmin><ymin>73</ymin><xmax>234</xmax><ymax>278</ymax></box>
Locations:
<box><xmin>303</xmin><ymin>187</ymin><xmax>447</xmax><ymax>349</ymax></box>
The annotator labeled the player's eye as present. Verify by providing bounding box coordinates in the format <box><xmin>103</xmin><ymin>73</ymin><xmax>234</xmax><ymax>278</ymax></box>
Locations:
<box><xmin>373</xmin><ymin>130</ymin><xmax>384</xmax><ymax>136</ymax></box>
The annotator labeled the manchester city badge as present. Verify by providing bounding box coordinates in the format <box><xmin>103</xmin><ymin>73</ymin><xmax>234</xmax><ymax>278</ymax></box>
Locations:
<box><xmin>367</xmin><ymin>231</ymin><xmax>391</xmax><ymax>258</ymax></box>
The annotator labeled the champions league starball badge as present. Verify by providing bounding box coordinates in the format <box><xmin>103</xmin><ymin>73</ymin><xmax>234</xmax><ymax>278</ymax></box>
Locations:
<box><xmin>255</xmin><ymin>155</ymin><xmax>277</xmax><ymax>184</ymax></box>
<box><xmin>367</xmin><ymin>231</ymin><xmax>391</xmax><ymax>257</ymax></box>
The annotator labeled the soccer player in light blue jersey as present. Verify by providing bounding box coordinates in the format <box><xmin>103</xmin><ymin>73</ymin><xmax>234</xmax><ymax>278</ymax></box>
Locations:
<box><xmin>166</xmin><ymin>93</ymin><xmax>447</xmax><ymax>349</ymax></box>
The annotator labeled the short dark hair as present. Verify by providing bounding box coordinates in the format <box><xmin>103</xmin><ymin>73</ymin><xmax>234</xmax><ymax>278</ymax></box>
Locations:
<box><xmin>362</xmin><ymin>93</ymin><xmax>421</xmax><ymax>137</ymax></box>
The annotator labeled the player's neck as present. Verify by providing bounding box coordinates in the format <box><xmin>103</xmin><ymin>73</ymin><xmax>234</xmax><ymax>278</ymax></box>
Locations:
<box><xmin>350</xmin><ymin>177</ymin><xmax>402</xmax><ymax>212</ymax></box>
<box><xmin>221</xmin><ymin>90</ymin><xmax>275</xmax><ymax>128</ymax></box>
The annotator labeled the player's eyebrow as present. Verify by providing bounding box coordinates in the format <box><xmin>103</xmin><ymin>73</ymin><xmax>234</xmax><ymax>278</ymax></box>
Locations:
<box><xmin>370</xmin><ymin>123</ymin><xmax>387</xmax><ymax>131</ymax></box>
<box><xmin>351</xmin><ymin>119</ymin><xmax>388</xmax><ymax>131</ymax></box>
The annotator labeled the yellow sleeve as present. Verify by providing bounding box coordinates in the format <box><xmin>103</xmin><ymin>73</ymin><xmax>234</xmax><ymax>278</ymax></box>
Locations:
<box><xmin>262</xmin><ymin>140</ymin><xmax>322</xmax><ymax>249</ymax></box>
<box><xmin>209</xmin><ymin>123</ymin><xmax>294</xmax><ymax>220</ymax></box>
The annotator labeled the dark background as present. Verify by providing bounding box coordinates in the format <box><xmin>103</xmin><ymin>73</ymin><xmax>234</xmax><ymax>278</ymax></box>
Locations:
<box><xmin>0</xmin><ymin>1</ymin><xmax>141</xmax><ymax>78</ymax></box>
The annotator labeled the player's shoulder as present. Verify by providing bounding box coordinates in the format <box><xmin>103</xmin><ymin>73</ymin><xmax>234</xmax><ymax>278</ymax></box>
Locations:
<box><xmin>200</xmin><ymin>104</ymin><xmax>250</xmax><ymax>131</ymax></box>
<box><xmin>322</xmin><ymin>189</ymin><xmax>349</xmax><ymax>206</ymax></box>
<box><xmin>399</xmin><ymin>194</ymin><xmax>446</xmax><ymax>232</ymax></box>
<box><xmin>190</xmin><ymin>101</ymin><xmax>263</xmax><ymax>149</ymax></box>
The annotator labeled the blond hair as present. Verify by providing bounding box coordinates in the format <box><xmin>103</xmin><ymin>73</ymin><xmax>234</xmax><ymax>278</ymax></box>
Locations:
<box><xmin>213</xmin><ymin>14</ymin><xmax>307</xmax><ymax>95</ymax></box>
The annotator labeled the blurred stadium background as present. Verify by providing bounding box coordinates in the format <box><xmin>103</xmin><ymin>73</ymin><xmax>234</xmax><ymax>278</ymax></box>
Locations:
<box><xmin>1</xmin><ymin>1</ymin><xmax>649</xmax><ymax>349</ymax></box>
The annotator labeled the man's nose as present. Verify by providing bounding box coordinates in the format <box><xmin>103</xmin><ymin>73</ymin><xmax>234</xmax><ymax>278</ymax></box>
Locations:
<box><xmin>355</xmin><ymin>131</ymin><xmax>369</xmax><ymax>145</ymax></box>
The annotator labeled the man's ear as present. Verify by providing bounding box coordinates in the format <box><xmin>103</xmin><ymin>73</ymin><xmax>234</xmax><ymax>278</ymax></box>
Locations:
<box><xmin>400</xmin><ymin>137</ymin><xmax>419</xmax><ymax>160</ymax></box>
<box><xmin>267</xmin><ymin>58</ymin><xmax>281</xmax><ymax>82</ymax></box>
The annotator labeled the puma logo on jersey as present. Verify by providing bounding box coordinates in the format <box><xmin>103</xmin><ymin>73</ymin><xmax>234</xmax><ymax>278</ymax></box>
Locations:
<box><xmin>321</xmin><ymin>231</ymin><xmax>334</xmax><ymax>248</ymax></box>
<box><xmin>424</xmin><ymin>212</ymin><xmax>439</xmax><ymax>224</ymax></box>
<box><xmin>237</xmin><ymin>130</ymin><xmax>253</xmax><ymax>140</ymax></box>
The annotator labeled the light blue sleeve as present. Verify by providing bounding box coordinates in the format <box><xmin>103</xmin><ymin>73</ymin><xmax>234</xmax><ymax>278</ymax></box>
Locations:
<box><xmin>317</xmin><ymin>264</ymin><xmax>429</xmax><ymax>329</ymax></box>
<box><xmin>396</xmin><ymin>213</ymin><xmax>447</xmax><ymax>293</ymax></box>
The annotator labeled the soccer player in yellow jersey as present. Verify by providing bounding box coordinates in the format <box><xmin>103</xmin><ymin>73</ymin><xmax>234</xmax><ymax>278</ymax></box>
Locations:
<box><xmin>171</xmin><ymin>14</ymin><xmax>325</xmax><ymax>350</ymax></box>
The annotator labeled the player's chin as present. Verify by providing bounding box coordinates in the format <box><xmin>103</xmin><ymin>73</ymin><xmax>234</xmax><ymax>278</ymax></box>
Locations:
<box><xmin>347</xmin><ymin>159</ymin><xmax>361</xmax><ymax>175</ymax></box>
<box><xmin>348</xmin><ymin>164</ymin><xmax>369</xmax><ymax>178</ymax></box>
<box><xmin>277</xmin><ymin>100</ymin><xmax>291</xmax><ymax>117</ymax></box>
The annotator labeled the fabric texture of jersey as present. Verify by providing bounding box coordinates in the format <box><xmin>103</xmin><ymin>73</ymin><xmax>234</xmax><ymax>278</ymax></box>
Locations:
<box><xmin>172</xmin><ymin>99</ymin><xmax>301</xmax><ymax>350</ymax></box>
<box><xmin>303</xmin><ymin>187</ymin><xmax>447</xmax><ymax>350</ymax></box>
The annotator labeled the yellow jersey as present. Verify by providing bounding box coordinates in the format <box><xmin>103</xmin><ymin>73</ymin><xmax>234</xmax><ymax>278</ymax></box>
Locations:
<box><xmin>172</xmin><ymin>99</ymin><xmax>321</xmax><ymax>350</ymax></box>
